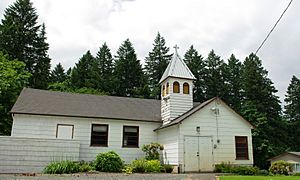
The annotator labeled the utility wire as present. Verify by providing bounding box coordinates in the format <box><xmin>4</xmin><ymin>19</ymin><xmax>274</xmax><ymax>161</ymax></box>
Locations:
<box><xmin>255</xmin><ymin>0</ymin><xmax>293</xmax><ymax>55</ymax></box>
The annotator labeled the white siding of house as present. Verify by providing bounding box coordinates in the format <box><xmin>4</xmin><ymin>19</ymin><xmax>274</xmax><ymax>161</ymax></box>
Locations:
<box><xmin>157</xmin><ymin>125</ymin><xmax>179</xmax><ymax>165</ymax></box>
<box><xmin>12</xmin><ymin>114</ymin><xmax>160</xmax><ymax>164</ymax></box>
<box><xmin>178</xmin><ymin>99</ymin><xmax>253</xmax><ymax>170</ymax></box>
<box><xmin>0</xmin><ymin>136</ymin><xmax>79</xmax><ymax>173</ymax></box>
<box><xmin>161</xmin><ymin>78</ymin><xmax>193</xmax><ymax>124</ymax></box>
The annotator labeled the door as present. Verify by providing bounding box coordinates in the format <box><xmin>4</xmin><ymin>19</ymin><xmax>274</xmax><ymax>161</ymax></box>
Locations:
<box><xmin>184</xmin><ymin>136</ymin><xmax>213</xmax><ymax>172</ymax></box>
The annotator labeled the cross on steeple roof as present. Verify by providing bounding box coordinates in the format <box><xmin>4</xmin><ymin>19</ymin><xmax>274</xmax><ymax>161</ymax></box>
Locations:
<box><xmin>159</xmin><ymin>45</ymin><xmax>196</xmax><ymax>84</ymax></box>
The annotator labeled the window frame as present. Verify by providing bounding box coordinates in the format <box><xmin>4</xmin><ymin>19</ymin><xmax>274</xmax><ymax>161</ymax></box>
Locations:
<box><xmin>173</xmin><ymin>81</ymin><xmax>180</xmax><ymax>93</ymax></box>
<box><xmin>166</xmin><ymin>83</ymin><xmax>169</xmax><ymax>95</ymax></box>
<box><xmin>183</xmin><ymin>82</ymin><xmax>189</xmax><ymax>94</ymax></box>
<box><xmin>122</xmin><ymin>126</ymin><xmax>139</xmax><ymax>148</ymax></box>
<box><xmin>235</xmin><ymin>136</ymin><xmax>249</xmax><ymax>160</ymax></box>
<box><xmin>90</xmin><ymin>124</ymin><xmax>109</xmax><ymax>147</ymax></box>
<box><xmin>56</xmin><ymin>124</ymin><xmax>74</xmax><ymax>139</ymax></box>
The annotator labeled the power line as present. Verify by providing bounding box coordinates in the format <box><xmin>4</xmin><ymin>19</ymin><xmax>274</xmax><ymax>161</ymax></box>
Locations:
<box><xmin>255</xmin><ymin>0</ymin><xmax>293</xmax><ymax>55</ymax></box>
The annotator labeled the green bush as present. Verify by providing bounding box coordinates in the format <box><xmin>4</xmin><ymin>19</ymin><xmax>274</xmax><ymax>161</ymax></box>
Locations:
<box><xmin>78</xmin><ymin>162</ymin><xmax>93</xmax><ymax>172</ymax></box>
<box><xmin>233</xmin><ymin>166</ymin><xmax>259</xmax><ymax>175</ymax></box>
<box><xmin>257</xmin><ymin>169</ymin><xmax>269</xmax><ymax>175</ymax></box>
<box><xmin>94</xmin><ymin>151</ymin><xmax>124</xmax><ymax>172</ymax></box>
<box><xmin>43</xmin><ymin>160</ymin><xmax>80</xmax><ymax>174</ymax></box>
<box><xmin>145</xmin><ymin>160</ymin><xmax>161</xmax><ymax>173</ymax></box>
<box><xmin>142</xmin><ymin>143</ymin><xmax>164</xmax><ymax>160</ymax></box>
<box><xmin>161</xmin><ymin>164</ymin><xmax>173</xmax><ymax>173</ymax></box>
<box><xmin>122</xmin><ymin>165</ymin><xmax>134</xmax><ymax>174</ymax></box>
<box><xmin>214</xmin><ymin>162</ymin><xmax>234</xmax><ymax>173</ymax></box>
<box><xmin>269</xmin><ymin>160</ymin><xmax>292</xmax><ymax>175</ymax></box>
<box><xmin>293</xmin><ymin>172</ymin><xmax>300</xmax><ymax>176</ymax></box>
<box><xmin>131</xmin><ymin>158</ymin><xmax>148</xmax><ymax>173</ymax></box>
<box><xmin>129</xmin><ymin>159</ymin><xmax>163</xmax><ymax>173</ymax></box>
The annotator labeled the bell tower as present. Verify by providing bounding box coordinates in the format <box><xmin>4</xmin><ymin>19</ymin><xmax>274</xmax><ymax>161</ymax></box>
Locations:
<box><xmin>160</xmin><ymin>45</ymin><xmax>195</xmax><ymax>125</ymax></box>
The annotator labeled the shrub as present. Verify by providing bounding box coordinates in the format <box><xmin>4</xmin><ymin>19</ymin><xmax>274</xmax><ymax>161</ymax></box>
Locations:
<box><xmin>145</xmin><ymin>160</ymin><xmax>161</xmax><ymax>173</ymax></box>
<box><xmin>43</xmin><ymin>160</ymin><xmax>80</xmax><ymax>174</ymax></box>
<box><xmin>214</xmin><ymin>162</ymin><xmax>234</xmax><ymax>173</ymax></box>
<box><xmin>94</xmin><ymin>151</ymin><xmax>124</xmax><ymax>172</ymax></box>
<box><xmin>122</xmin><ymin>165</ymin><xmax>133</xmax><ymax>174</ymax></box>
<box><xmin>257</xmin><ymin>169</ymin><xmax>269</xmax><ymax>175</ymax></box>
<box><xmin>131</xmin><ymin>158</ymin><xmax>148</xmax><ymax>173</ymax></box>
<box><xmin>142</xmin><ymin>143</ymin><xmax>164</xmax><ymax>160</ymax></box>
<box><xmin>79</xmin><ymin>162</ymin><xmax>93</xmax><ymax>172</ymax></box>
<box><xmin>233</xmin><ymin>166</ymin><xmax>259</xmax><ymax>175</ymax></box>
<box><xmin>162</xmin><ymin>164</ymin><xmax>173</xmax><ymax>173</ymax></box>
<box><xmin>269</xmin><ymin>160</ymin><xmax>292</xmax><ymax>175</ymax></box>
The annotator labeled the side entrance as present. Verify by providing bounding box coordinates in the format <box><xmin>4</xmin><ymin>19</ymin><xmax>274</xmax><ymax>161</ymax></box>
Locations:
<box><xmin>184</xmin><ymin>136</ymin><xmax>214</xmax><ymax>172</ymax></box>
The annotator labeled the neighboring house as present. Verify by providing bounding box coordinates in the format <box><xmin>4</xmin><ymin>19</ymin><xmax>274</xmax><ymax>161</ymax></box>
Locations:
<box><xmin>269</xmin><ymin>152</ymin><xmax>300</xmax><ymax>173</ymax></box>
<box><xmin>9</xmin><ymin>49</ymin><xmax>254</xmax><ymax>172</ymax></box>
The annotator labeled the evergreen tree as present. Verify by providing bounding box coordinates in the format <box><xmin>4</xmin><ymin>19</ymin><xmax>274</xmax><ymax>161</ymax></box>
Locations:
<box><xmin>71</xmin><ymin>51</ymin><xmax>96</xmax><ymax>88</ymax></box>
<box><xmin>0</xmin><ymin>0</ymin><xmax>51</xmax><ymax>89</ymax></box>
<box><xmin>114</xmin><ymin>39</ymin><xmax>146</xmax><ymax>97</ymax></box>
<box><xmin>241</xmin><ymin>53</ymin><xmax>287</xmax><ymax>168</ymax></box>
<box><xmin>224</xmin><ymin>54</ymin><xmax>243</xmax><ymax>112</ymax></box>
<box><xmin>184</xmin><ymin>45</ymin><xmax>206</xmax><ymax>102</ymax></box>
<box><xmin>50</xmin><ymin>63</ymin><xmax>67</xmax><ymax>83</ymax></box>
<box><xmin>145</xmin><ymin>33</ymin><xmax>172</xmax><ymax>99</ymax></box>
<box><xmin>94</xmin><ymin>43</ymin><xmax>114</xmax><ymax>93</ymax></box>
<box><xmin>284</xmin><ymin>75</ymin><xmax>300</xmax><ymax>150</ymax></box>
<box><xmin>203</xmin><ymin>50</ymin><xmax>227</xmax><ymax>100</ymax></box>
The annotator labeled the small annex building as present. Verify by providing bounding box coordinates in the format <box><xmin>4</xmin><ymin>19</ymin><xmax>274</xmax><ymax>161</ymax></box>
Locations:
<box><xmin>269</xmin><ymin>152</ymin><xmax>300</xmax><ymax>173</ymax></box>
<box><xmin>3</xmin><ymin>48</ymin><xmax>254</xmax><ymax>173</ymax></box>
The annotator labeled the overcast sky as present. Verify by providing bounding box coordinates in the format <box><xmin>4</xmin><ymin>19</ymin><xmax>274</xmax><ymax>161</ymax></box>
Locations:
<box><xmin>0</xmin><ymin>0</ymin><xmax>299</xmax><ymax>104</ymax></box>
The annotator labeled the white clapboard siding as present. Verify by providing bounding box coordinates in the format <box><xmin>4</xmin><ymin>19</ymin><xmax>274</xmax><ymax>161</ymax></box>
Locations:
<box><xmin>157</xmin><ymin>125</ymin><xmax>179</xmax><ymax>165</ymax></box>
<box><xmin>178</xmin><ymin>99</ymin><xmax>253</xmax><ymax>167</ymax></box>
<box><xmin>161</xmin><ymin>78</ymin><xmax>193</xmax><ymax>124</ymax></box>
<box><xmin>12</xmin><ymin>114</ymin><xmax>160</xmax><ymax>164</ymax></box>
<box><xmin>0</xmin><ymin>136</ymin><xmax>80</xmax><ymax>173</ymax></box>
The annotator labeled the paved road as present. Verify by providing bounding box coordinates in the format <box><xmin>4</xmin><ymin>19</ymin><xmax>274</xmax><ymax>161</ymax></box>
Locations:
<box><xmin>0</xmin><ymin>173</ymin><xmax>217</xmax><ymax>180</ymax></box>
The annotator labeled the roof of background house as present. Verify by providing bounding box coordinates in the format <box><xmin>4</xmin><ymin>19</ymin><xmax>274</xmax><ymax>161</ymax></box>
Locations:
<box><xmin>268</xmin><ymin>152</ymin><xmax>300</xmax><ymax>161</ymax></box>
<box><xmin>11</xmin><ymin>88</ymin><xmax>202</xmax><ymax>123</ymax></box>
<box><xmin>159</xmin><ymin>49</ymin><xmax>195</xmax><ymax>84</ymax></box>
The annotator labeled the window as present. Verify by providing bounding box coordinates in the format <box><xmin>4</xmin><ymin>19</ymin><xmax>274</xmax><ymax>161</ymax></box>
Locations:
<box><xmin>235</xmin><ymin>136</ymin><xmax>249</xmax><ymax>160</ymax></box>
<box><xmin>173</xmin><ymin>81</ymin><xmax>180</xmax><ymax>93</ymax></box>
<box><xmin>91</xmin><ymin>124</ymin><xmax>108</xmax><ymax>147</ymax></box>
<box><xmin>162</xmin><ymin>85</ymin><xmax>166</xmax><ymax>97</ymax></box>
<box><xmin>183</xmin><ymin>83</ymin><xmax>189</xmax><ymax>94</ymax></box>
<box><xmin>56</xmin><ymin>124</ymin><xmax>74</xmax><ymax>139</ymax></box>
<box><xmin>166</xmin><ymin>83</ymin><xmax>169</xmax><ymax>95</ymax></box>
<box><xmin>123</xmin><ymin>126</ymin><xmax>139</xmax><ymax>148</ymax></box>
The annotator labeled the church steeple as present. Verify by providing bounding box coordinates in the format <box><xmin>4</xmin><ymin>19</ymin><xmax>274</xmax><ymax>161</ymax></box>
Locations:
<box><xmin>160</xmin><ymin>46</ymin><xmax>195</xmax><ymax>125</ymax></box>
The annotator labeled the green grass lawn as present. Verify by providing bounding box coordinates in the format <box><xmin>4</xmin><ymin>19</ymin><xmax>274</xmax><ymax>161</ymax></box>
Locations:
<box><xmin>219</xmin><ymin>176</ymin><xmax>300</xmax><ymax>180</ymax></box>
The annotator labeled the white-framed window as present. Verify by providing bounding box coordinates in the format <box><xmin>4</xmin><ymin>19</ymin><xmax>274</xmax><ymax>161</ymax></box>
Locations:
<box><xmin>56</xmin><ymin>124</ymin><xmax>74</xmax><ymax>139</ymax></box>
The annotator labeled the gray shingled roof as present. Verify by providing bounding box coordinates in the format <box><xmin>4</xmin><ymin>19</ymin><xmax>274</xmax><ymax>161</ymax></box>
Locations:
<box><xmin>11</xmin><ymin>88</ymin><xmax>162</xmax><ymax>122</ymax></box>
<box><xmin>12</xmin><ymin>88</ymin><xmax>202</xmax><ymax>123</ymax></box>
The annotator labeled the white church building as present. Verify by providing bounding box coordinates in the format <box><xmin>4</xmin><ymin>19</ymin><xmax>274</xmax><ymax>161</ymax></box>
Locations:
<box><xmin>1</xmin><ymin>49</ymin><xmax>254</xmax><ymax>173</ymax></box>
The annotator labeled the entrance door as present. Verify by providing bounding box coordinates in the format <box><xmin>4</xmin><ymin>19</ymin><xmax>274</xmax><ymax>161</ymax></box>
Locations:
<box><xmin>184</xmin><ymin>136</ymin><xmax>213</xmax><ymax>172</ymax></box>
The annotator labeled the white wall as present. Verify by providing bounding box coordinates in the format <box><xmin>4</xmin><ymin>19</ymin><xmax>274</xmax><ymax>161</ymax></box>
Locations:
<box><xmin>161</xmin><ymin>78</ymin><xmax>193</xmax><ymax>124</ymax></box>
<box><xmin>0</xmin><ymin>136</ymin><xmax>80</xmax><ymax>173</ymax></box>
<box><xmin>157</xmin><ymin>125</ymin><xmax>179</xmax><ymax>165</ymax></box>
<box><xmin>178</xmin><ymin>99</ymin><xmax>253</xmax><ymax>167</ymax></box>
<box><xmin>12</xmin><ymin>114</ymin><xmax>160</xmax><ymax>164</ymax></box>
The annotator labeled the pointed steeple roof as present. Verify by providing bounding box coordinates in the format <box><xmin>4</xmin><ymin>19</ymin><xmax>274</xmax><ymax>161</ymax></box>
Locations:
<box><xmin>159</xmin><ymin>45</ymin><xmax>196</xmax><ymax>84</ymax></box>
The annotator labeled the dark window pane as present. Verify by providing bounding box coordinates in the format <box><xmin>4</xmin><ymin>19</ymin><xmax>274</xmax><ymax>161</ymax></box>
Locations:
<box><xmin>123</xmin><ymin>126</ymin><xmax>139</xmax><ymax>147</ymax></box>
<box><xmin>235</xmin><ymin>136</ymin><xmax>248</xmax><ymax>160</ymax></box>
<box><xmin>91</xmin><ymin>124</ymin><xmax>108</xmax><ymax>146</ymax></box>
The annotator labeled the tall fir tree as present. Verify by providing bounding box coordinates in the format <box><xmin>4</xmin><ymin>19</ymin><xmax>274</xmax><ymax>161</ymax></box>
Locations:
<box><xmin>94</xmin><ymin>43</ymin><xmax>114</xmax><ymax>93</ymax></box>
<box><xmin>284</xmin><ymin>75</ymin><xmax>300</xmax><ymax>151</ymax></box>
<box><xmin>224</xmin><ymin>54</ymin><xmax>243</xmax><ymax>112</ymax></box>
<box><xmin>50</xmin><ymin>63</ymin><xmax>67</xmax><ymax>83</ymax></box>
<box><xmin>71</xmin><ymin>51</ymin><xmax>96</xmax><ymax>89</ymax></box>
<box><xmin>0</xmin><ymin>0</ymin><xmax>51</xmax><ymax>89</ymax></box>
<box><xmin>203</xmin><ymin>50</ymin><xmax>227</xmax><ymax>100</ymax></box>
<box><xmin>145</xmin><ymin>33</ymin><xmax>172</xmax><ymax>99</ymax></box>
<box><xmin>241</xmin><ymin>53</ymin><xmax>288</xmax><ymax>168</ymax></box>
<box><xmin>114</xmin><ymin>39</ymin><xmax>146</xmax><ymax>97</ymax></box>
<box><xmin>184</xmin><ymin>45</ymin><xmax>206</xmax><ymax>102</ymax></box>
